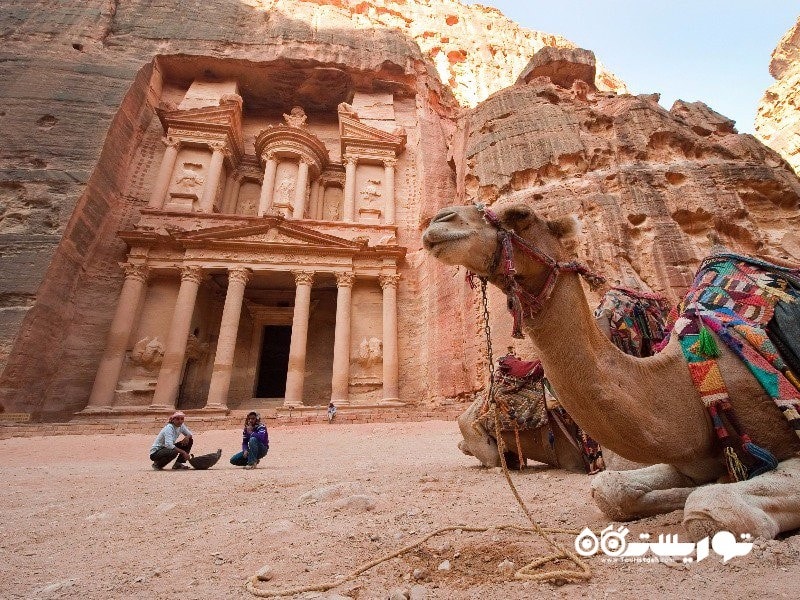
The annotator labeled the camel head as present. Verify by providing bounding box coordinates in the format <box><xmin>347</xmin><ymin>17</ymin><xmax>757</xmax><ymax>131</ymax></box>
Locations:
<box><xmin>422</xmin><ymin>202</ymin><xmax>580</xmax><ymax>283</ymax></box>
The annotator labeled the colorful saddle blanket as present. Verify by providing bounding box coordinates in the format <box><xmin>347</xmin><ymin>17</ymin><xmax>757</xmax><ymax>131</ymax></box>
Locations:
<box><xmin>595</xmin><ymin>287</ymin><xmax>671</xmax><ymax>357</ymax></box>
<box><xmin>672</xmin><ymin>252</ymin><xmax>800</xmax><ymax>481</ymax></box>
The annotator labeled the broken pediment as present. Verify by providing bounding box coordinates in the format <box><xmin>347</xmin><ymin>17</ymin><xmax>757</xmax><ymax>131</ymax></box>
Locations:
<box><xmin>339</xmin><ymin>113</ymin><xmax>406</xmax><ymax>156</ymax></box>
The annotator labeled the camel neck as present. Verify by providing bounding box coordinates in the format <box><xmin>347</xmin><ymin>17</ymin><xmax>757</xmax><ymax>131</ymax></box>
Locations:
<box><xmin>520</xmin><ymin>272</ymin><xmax>697</xmax><ymax>463</ymax></box>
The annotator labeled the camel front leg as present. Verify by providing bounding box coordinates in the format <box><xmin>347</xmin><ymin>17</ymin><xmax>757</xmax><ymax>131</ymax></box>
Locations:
<box><xmin>591</xmin><ymin>464</ymin><xmax>699</xmax><ymax>521</ymax></box>
<box><xmin>683</xmin><ymin>457</ymin><xmax>800</xmax><ymax>540</ymax></box>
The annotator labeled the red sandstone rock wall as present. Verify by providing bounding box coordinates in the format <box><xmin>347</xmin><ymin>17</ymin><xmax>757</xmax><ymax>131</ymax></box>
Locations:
<box><xmin>756</xmin><ymin>18</ymin><xmax>800</xmax><ymax>175</ymax></box>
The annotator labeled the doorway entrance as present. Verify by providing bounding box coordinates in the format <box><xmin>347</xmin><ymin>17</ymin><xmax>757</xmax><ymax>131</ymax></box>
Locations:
<box><xmin>256</xmin><ymin>325</ymin><xmax>292</xmax><ymax>398</ymax></box>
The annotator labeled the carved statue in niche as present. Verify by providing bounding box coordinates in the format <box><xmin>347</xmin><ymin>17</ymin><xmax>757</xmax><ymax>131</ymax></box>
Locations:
<box><xmin>275</xmin><ymin>175</ymin><xmax>295</xmax><ymax>205</ymax></box>
<box><xmin>360</xmin><ymin>179</ymin><xmax>382</xmax><ymax>202</ymax></box>
<box><xmin>356</xmin><ymin>337</ymin><xmax>383</xmax><ymax>368</ymax></box>
<box><xmin>129</xmin><ymin>337</ymin><xmax>165</xmax><ymax>371</ymax></box>
<box><xmin>175</xmin><ymin>162</ymin><xmax>205</xmax><ymax>188</ymax></box>
<box><xmin>283</xmin><ymin>106</ymin><xmax>308</xmax><ymax>128</ymax></box>
<box><xmin>185</xmin><ymin>334</ymin><xmax>209</xmax><ymax>360</ymax></box>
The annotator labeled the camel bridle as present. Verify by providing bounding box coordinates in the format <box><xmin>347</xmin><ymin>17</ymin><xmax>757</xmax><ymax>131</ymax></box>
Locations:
<box><xmin>468</xmin><ymin>203</ymin><xmax>605</xmax><ymax>338</ymax></box>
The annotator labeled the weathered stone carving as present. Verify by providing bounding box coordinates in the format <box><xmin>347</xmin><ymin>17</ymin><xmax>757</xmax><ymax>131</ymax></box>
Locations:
<box><xmin>274</xmin><ymin>176</ymin><xmax>295</xmax><ymax>205</ymax></box>
<box><xmin>356</xmin><ymin>336</ymin><xmax>383</xmax><ymax>367</ymax></box>
<box><xmin>283</xmin><ymin>106</ymin><xmax>308</xmax><ymax>128</ymax></box>
<box><xmin>129</xmin><ymin>337</ymin><xmax>165</xmax><ymax>371</ymax></box>
<box><xmin>360</xmin><ymin>179</ymin><xmax>382</xmax><ymax>202</ymax></box>
<box><xmin>175</xmin><ymin>163</ymin><xmax>205</xmax><ymax>188</ymax></box>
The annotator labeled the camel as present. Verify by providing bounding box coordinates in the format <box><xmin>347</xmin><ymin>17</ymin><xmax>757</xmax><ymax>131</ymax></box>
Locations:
<box><xmin>423</xmin><ymin>201</ymin><xmax>800</xmax><ymax>540</ymax></box>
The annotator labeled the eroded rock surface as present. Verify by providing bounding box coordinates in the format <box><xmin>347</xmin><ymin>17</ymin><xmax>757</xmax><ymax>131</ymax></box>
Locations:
<box><xmin>756</xmin><ymin>17</ymin><xmax>800</xmax><ymax>175</ymax></box>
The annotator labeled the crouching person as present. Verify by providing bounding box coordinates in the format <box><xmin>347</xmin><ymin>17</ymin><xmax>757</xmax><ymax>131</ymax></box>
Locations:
<box><xmin>150</xmin><ymin>411</ymin><xmax>193</xmax><ymax>470</ymax></box>
<box><xmin>230</xmin><ymin>411</ymin><xmax>269</xmax><ymax>470</ymax></box>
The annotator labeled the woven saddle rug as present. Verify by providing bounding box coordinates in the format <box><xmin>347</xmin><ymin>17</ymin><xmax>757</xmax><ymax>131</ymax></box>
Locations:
<box><xmin>672</xmin><ymin>252</ymin><xmax>800</xmax><ymax>481</ymax></box>
<box><xmin>476</xmin><ymin>356</ymin><xmax>547</xmax><ymax>433</ymax></box>
<box><xmin>595</xmin><ymin>287</ymin><xmax>671</xmax><ymax>357</ymax></box>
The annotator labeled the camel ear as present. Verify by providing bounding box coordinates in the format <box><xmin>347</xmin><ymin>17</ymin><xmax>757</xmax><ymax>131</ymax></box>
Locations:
<box><xmin>499</xmin><ymin>204</ymin><xmax>535</xmax><ymax>231</ymax></box>
<box><xmin>546</xmin><ymin>215</ymin><xmax>580</xmax><ymax>239</ymax></box>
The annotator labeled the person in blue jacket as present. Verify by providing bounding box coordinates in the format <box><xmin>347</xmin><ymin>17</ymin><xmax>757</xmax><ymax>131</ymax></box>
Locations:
<box><xmin>230</xmin><ymin>411</ymin><xmax>268</xmax><ymax>469</ymax></box>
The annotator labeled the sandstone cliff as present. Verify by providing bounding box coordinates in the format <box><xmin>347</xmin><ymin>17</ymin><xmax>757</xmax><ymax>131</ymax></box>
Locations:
<box><xmin>756</xmin><ymin>17</ymin><xmax>800</xmax><ymax>175</ymax></box>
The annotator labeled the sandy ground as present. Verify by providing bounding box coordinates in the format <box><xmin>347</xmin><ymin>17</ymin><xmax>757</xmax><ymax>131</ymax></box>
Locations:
<box><xmin>1</xmin><ymin>419</ymin><xmax>798</xmax><ymax>600</ymax></box>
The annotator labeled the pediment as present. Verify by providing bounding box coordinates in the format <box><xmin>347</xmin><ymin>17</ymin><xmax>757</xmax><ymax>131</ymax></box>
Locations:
<box><xmin>339</xmin><ymin>115</ymin><xmax>406</xmax><ymax>154</ymax></box>
<box><xmin>174</xmin><ymin>219</ymin><xmax>361</xmax><ymax>251</ymax></box>
<box><xmin>158</xmin><ymin>103</ymin><xmax>242</xmax><ymax>129</ymax></box>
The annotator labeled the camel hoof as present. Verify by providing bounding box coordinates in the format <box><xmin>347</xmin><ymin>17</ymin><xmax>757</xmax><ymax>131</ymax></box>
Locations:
<box><xmin>683</xmin><ymin>484</ymin><xmax>779</xmax><ymax>541</ymax></box>
<box><xmin>590</xmin><ymin>470</ymin><xmax>643</xmax><ymax>521</ymax></box>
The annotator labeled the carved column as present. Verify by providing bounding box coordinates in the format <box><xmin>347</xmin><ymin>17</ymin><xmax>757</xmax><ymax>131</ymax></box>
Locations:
<box><xmin>148</xmin><ymin>137</ymin><xmax>180</xmax><ymax>209</ymax></box>
<box><xmin>150</xmin><ymin>266</ymin><xmax>204</xmax><ymax>409</ymax></box>
<box><xmin>309</xmin><ymin>180</ymin><xmax>319</xmax><ymax>220</ymax></box>
<box><xmin>342</xmin><ymin>155</ymin><xmax>358</xmax><ymax>222</ymax></box>
<box><xmin>383</xmin><ymin>157</ymin><xmax>397</xmax><ymax>225</ymax></box>
<box><xmin>257</xmin><ymin>151</ymin><xmax>278</xmax><ymax>216</ymax></box>
<box><xmin>315</xmin><ymin>181</ymin><xmax>326</xmax><ymax>220</ymax></box>
<box><xmin>198</xmin><ymin>142</ymin><xmax>226</xmax><ymax>213</ymax></box>
<box><xmin>221</xmin><ymin>174</ymin><xmax>241</xmax><ymax>215</ymax></box>
<box><xmin>283</xmin><ymin>271</ymin><xmax>315</xmax><ymax>407</ymax></box>
<box><xmin>292</xmin><ymin>158</ymin><xmax>310</xmax><ymax>219</ymax></box>
<box><xmin>205</xmin><ymin>267</ymin><xmax>251</xmax><ymax>410</ymax></box>
<box><xmin>330</xmin><ymin>271</ymin><xmax>355</xmax><ymax>405</ymax></box>
<box><xmin>379</xmin><ymin>274</ymin><xmax>401</xmax><ymax>403</ymax></box>
<box><xmin>83</xmin><ymin>263</ymin><xmax>150</xmax><ymax>411</ymax></box>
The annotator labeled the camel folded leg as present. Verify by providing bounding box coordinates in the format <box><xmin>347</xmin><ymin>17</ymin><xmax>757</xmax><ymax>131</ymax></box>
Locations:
<box><xmin>591</xmin><ymin>464</ymin><xmax>699</xmax><ymax>521</ymax></box>
<box><xmin>683</xmin><ymin>457</ymin><xmax>800</xmax><ymax>540</ymax></box>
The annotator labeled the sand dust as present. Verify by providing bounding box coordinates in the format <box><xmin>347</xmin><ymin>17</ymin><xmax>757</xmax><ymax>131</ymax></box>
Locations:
<box><xmin>1</xmin><ymin>420</ymin><xmax>798</xmax><ymax>599</ymax></box>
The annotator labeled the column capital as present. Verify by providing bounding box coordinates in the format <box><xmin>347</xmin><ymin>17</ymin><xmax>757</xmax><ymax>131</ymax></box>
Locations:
<box><xmin>342</xmin><ymin>154</ymin><xmax>359</xmax><ymax>167</ymax></box>
<box><xmin>208</xmin><ymin>140</ymin><xmax>227</xmax><ymax>153</ymax></box>
<box><xmin>162</xmin><ymin>136</ymin><xmax>180</xmax><ymax>149</ymax></box>
<box><xmin>292</xmin><ymin>270</ymin><xmax>315</xmax><ymax>286</ymax></box>
<box><xmin>180</xmin><ymin>265</ymin><xmax>204</xmax><ymax>284</ymax></box>
<box><xmin>335</xmin><ymin>271</ymin><xmax>355</xmax><ymax>288</ymax></box>
<box><xmin>299</xmin><ymin>156</ymin><xmax>314</xmax><ymax>167</ymax></box>
<box><xmin>379</xmin><ymin>274</ymin><xmax>400</xmax><ymax>289</ymax></box>
<box><xmin>263</xmin><ymin>150</ymin><xmax>278</xmax><ymax>163</ymax></box>
<box><xmin>122</xmin><ymin>262</ymin><xmax>150</xmax><ymax>282</ymax></box>
<box><xmin>383</xmin><ymin>157</ymin><xmax>398</xmax><ymax>168</ymax></box>
<box><xmin>228</xmin><ymin>267</ymin><xmax>252</xmax><ymax>286</ymax></box>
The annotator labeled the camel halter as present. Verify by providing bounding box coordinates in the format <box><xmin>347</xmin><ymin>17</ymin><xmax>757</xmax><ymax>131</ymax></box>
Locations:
<box><xmin>467</xmin><ymin>204</ymin><xmax>605</xmax><ymax>338</ymax></box>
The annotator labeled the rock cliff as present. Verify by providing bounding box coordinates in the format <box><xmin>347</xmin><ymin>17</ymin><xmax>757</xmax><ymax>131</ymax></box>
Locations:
<box><xmin>756</xmin><ymin>17</ymin><xmax>800</xmax><ymax>175</ymax></box>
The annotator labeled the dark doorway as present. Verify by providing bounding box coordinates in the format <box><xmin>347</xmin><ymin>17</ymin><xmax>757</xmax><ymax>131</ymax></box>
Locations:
<box><xmin>256</xmin><ymin>325</ymin><xmax>292</xmax><ymax>398</ymax></box>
